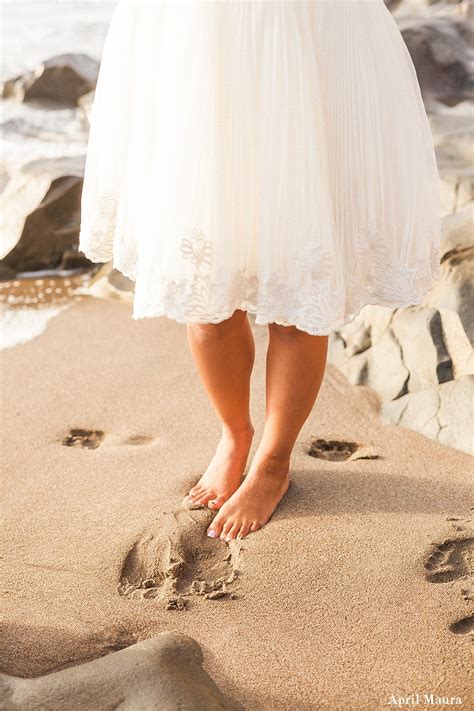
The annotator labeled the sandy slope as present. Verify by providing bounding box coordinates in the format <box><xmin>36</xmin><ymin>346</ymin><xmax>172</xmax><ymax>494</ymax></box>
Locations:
<box><xmin>0</xmin><ymin>297</ymin><xmax>472</xmax><ymax>710</ymax></box>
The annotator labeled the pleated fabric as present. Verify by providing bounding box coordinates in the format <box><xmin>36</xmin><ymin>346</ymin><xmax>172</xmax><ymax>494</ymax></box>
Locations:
<box><xmin>78</xmin><ymin>0</ymin><xmax>442</xmax><ymax>335</ymax></box>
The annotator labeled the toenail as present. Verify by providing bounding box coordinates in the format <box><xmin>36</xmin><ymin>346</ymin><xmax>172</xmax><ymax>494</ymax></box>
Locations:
<box><xmin>225</xmin><ymin>534</ymin><xmax>232</xmax><ymax>542</ymax></box>
<box><xmin>207</xmin><ymin>529</ymin><xmax>217</xmax><ymax>538</ymax></box>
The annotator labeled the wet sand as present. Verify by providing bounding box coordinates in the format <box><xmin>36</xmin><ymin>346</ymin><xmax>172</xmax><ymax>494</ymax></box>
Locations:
<box><xmin>0</xmin><ymin>296</ymin><xmax>472</xmax><ymax>710</ymax></box>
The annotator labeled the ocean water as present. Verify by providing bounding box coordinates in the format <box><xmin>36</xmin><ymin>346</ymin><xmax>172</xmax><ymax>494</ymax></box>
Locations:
<box><xmin>0</xmin><ymin>1</ymin><xmax>116</xmax><ymax>347</ymax></box>
<box><xmin>0</xmin><ymin>0</ymin><xmax>116</xmax><ymax>175</ymax></box>
<box><xmin>1</xmin><ymin>1</ymin><xmax>116</xmax><ymax>80</ymax></box>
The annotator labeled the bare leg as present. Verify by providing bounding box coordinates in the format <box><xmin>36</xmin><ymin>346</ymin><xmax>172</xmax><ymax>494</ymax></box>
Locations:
<box><xmin>207</xmin><ymin>324</ymin><xmax>329</xmax><ymax>540</ymax></box>
<box><xmin>184</xmin><ymin>309</ymin><xmax>255</xmax><ymax>509</ymax></box>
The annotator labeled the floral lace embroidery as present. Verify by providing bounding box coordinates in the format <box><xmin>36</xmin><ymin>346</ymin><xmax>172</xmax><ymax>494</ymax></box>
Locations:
<box><xmin>79</xmin><ymin>198</ymin><xmax>441</xmax><ymax>334</ymax></box>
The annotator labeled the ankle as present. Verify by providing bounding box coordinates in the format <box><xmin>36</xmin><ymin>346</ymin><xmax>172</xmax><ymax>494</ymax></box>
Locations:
<box><xmin>221</xmin><ymin>422</ymin><xmax>255</xmax><ymax>442</ymax></box>
<box><xmin>250</xmin><ymin>450</ymin><xmax>291</xmax><ymax>477</ymax></box>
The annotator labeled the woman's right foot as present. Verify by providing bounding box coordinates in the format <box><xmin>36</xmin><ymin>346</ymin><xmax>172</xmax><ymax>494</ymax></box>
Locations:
<box><xmin>185</xmin><ymin>424</ymin><xmax>254</xmax><ymax>509</ymax></box>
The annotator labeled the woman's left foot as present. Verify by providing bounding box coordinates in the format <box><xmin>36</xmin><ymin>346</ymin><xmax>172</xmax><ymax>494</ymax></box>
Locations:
<box><xmin>206</xmin><ymin>453</ymin><xmax>290</xmax><ymax>541</ymax></box>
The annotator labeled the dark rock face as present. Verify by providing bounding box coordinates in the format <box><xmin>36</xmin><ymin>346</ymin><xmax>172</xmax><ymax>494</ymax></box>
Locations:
<box><xmin>1</xmin><ymin>53</ymin><xmax>100</xmax><ymax>106</ymax></box>
<box><xmin>400</xmin><ymin>17</ymin><xmax>474</xmax><ymax>106</ymax></box>
<box><xmin>0</xmin><ymin>156</ymin><xmax>94</xmax><ymax>274</ymax></box>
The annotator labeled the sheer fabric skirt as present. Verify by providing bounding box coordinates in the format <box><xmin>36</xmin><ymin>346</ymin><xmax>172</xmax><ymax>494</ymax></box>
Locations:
<box><xmin>78</xmin><ymin>0</ymin><xmax>441</xmax><ymax>335</ymax></box>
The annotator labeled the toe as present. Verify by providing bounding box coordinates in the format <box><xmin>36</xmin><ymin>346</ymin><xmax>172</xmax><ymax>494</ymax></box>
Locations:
<box><xmin>250</xmin><ymin>521</ymin><xmax>261</xmax><ymax>532</ymax></box>
<box><xmin>207</xmin><ymin>512</ymin><xmax>225</xmax><ymax>539</ymax></box>
<box><xmin>192</xmin><ymin>490</ymin><xmax>214</xmax><ymax>506</ymax></box>
<box><xmin>186</xmin><ymin>485</ymin><xmax>202</xmax><ymax>500</ymax></box>
<box><xmin>220</xmin><ymin>519</ymin><xmax>234</xmax><ymax>540</ymax></box>
<box><xmin>225</xmin><ymin>522</ymin><xmax>241</xmax><ymax>541</ymax></box>
<box><xmin>208</xmin><ymin>497</ymin><xmax>224</xmax><ymax>510</ymax></box>
<box><xmin>237</xmin><ymin>521</ymin><xmax>251</xmax><ymax>539</ymax></box>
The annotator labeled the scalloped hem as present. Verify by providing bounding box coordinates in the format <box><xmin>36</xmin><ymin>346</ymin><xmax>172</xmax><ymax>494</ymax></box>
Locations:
<box><xmin>130</xmin><ymin>287</ymin><xmax>440</xmax><ymax>336</ymax></box>
<box><xmin>79</xmin><ymin>245</ymin><xmax>441</xmax><ymax>336</ymax></box>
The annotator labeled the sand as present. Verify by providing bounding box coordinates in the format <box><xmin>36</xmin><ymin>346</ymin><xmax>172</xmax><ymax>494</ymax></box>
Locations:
<box><xmin>0</xmin><ymin>296</ymin><xmax>472</xmax><ymax>710</ymax></box>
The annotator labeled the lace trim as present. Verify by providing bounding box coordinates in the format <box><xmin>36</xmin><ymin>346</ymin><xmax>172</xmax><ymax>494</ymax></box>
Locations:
<box><xmin>79</xmin><ymin>208</ymin><xmax>441</xmax><ymax>335</ymax></box>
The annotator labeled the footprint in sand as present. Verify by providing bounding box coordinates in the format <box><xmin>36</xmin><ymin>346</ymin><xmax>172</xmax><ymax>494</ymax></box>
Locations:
<box><xmin>424</xmin><ymin>522</ymin><xmax>473</xmax><ymax>636</ymax></box>
<box><xmin>307</xmin><ymin>437</ymin><xmax>379</xmax><ymax>462</ymax></box>
<box><xmin>118</xmin><ymin>507</ymin><xmax>242</xmax><ymax>610</ymax></box>
<box><xmin>61</xmin><ymin>429</ymin><xmax>157</xmax><ymax>449</ymax></box>
<box><xmin>449</xmin><ymin>615</ymin><xmax>474</xmax><ymax>635</ymax></box>
<box><xmin>424</xmin><ymin>535</ymin><xmax>473</xmax><ymax>584</ymax></box>
<box><xmin>61</xmin><ymin>428</ymin><xmax>105</xmax><ymax>449</ymax></box>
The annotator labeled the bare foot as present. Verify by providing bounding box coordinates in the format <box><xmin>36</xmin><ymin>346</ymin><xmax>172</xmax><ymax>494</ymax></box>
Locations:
<box><xmin>185</xmin><ymin>424</ymin><xmax>254</xmax><ymax>510</ymax></box>
<box><xmin>205</xmin><ymin>453</ymin><xmax>290</xmax><ymax>540</ymax></box>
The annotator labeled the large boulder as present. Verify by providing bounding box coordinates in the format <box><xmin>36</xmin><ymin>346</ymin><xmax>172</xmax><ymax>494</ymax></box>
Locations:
<box><xmin>329</xmin><ymin>200</ymin><xmax>474</xmax><ymax>454</ymax></box>
<box><xmin>1</xmin><ymin>54</ymin><xmax>100</xmax><ymax>107</ymax></box>
<box><xmin>0</xmin><ymin>155</ymin><xmax>93</xmax><ymax>274</ymax></box>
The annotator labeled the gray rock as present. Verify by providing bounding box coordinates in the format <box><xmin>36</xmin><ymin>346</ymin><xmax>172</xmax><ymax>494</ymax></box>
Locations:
<box><xmin>438</xmin><ymin>307</ymin><xmax>474</xmax><ymax>379</ymax></box>
<box><xmin>360</xmin><ymin>305</ymin><xmax>395</xmax><ymax>345</ymax></box>
<box><xmin>77</xmin><ymin>89</ymin><xmax>95</xmax><ymax>125</ymax></box>
<box><xmin>1</xmin><ymin>54</ymin><xmax>100</xmax><ymax>107</ymax></box>
<box><xmin>339</xmin><ymin>326</ymin><xmax>410</xmax><ymax>401</ymax></box>
<box><xmin>381</xmin><ymin>386</ymin><xmax>441</xmax><ymax>441</ymax></box>
<box><xmin>328</xmin><ymin>331</ymin><xmax>347</xmax><ymax>368</ymax></box>
<box><xmin>440</xmin><ymin>200</ymin><xmax>474</xmax><ymax>259</ymax></box>
<box><xmin>82</xmin><ymin>263</ymin><xmax>135</xmax><ymax>304</ymax></box>
<box><xmin>0</xmin><ymin>632</ymin><xmax>242</xmax><ymax>711</ymax></box>
<box><xmin>425</xmin><ymin>241</ymin><xmax>474</xmax><ymax>345</ymax></box>
<box><xmin>0</xmin><ymin>155</ymin><xmax>93</xmax><ymax>273</ymax></box>
<box><xmin>437</xmin><ymin>373</ymin><xmax>474</xmax><ymax>452</ymax></box>
<box><xmin>439</xmin><ymin>171</ymin><xmax>474</xmax><ymax>215</ymax></box>
<box><xmin>391</xmin><ymin>307</ymin><xmax>453</xmax><ymax>390</ymax></box>
<box><xmin>338</xmin><ymin>316</ymin><xmax>372</xmax><ymax>358</ymax></box>
<box><xmin>338</xmin><ymin>349</ymin><xmax>370</xmax><ymax>388</ymax></box>
<box><xmin>397</xmin><ymin>15</ymin><xmax>474</xmax><ymax>107</ymax></box>
<box><xmin>381</xmin><ymin>374</ymin><xmax>474</xmax><ymax>455</ymax></box>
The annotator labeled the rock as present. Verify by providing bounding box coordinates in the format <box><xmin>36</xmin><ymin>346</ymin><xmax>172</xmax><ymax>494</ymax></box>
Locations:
<box><xmin>397</xmin><ymin>15</ymin><xmax>474</xmax><ymax>107</ymax></box>
<box><xmin>339</xmin><ymin>326</ymin><xmax>410</xmax><ymax>401</ymax></box>
<box><xmin>440</xmin><ymin>200</ymin><xmax>474</xmax><ymax>259</ymax></box>
<box><xmin>0</xmin><ymin>632</ymin><xmax>242</xmax><ymax>711</ymax></box>
<box><xmin>77</xmin><ymin>89</ymin><xmax>95</xmax><ymax>124</ymax></box>
<box><xmin>432</xmin><ymin>104</ymin><xmax>473</xmax><ymax>176</ymax></box>
<box><xmin>1</xmin><ymin>54</ymin><xmax>100</xmax><ymax>107</ymax></box>
<box><xmin>108</xmin><ymin>268</ymin><xmax>135</xmax><ymax>293</ymax></box>
<box><xmin>83</xmin><ymin>263</ymin><xmax>135</xmax><ymax>303</ymax></box>
<box><xmin>361</xmin><ymin>305</ymin><xmax>395</xmax><ymax>344</ymax></box>
<box><xmin>391</xmin><ymin>307</ymin><xmax>453</xmax><ymax>390</ymax></box>
<box><xmin>438</xmin><ymin>307</ymin><xmax>474</xmax><ymax>378</ymax></box>
<box><xmin>0</xmin><ymin>155</ymin><xmax>95</xmax><ymax>274</ymax></box>
<box><xmin>337</xmin><ymin>317</ymin><xmax>372</xmax><ymax>358</ymax></box>
<box><xmin>58</xmin><ymin>249</ymin><xmax>93</xmax><ymax>271</ymax></box>
<box><xmin>439</xmin><ymin>172</ymin><xmax>474</xmax><ymax>215</ymax></box>
<box><xmin>424</xmin><ymin>242</ymin><xmax>474</xmax><ymax>345</ymax></box>
<box><xmin>381</xmin><ymin>374</ymin><xmax>474</xmax><ymax>455</ymax></box>
<box><xmin>0</xmin><ymin>263</ymin><xmax>16</xmax><ymax>281</ymax></box>
<box><xmin>327</xmin><ymin>331</ymin><xmax>346</xmax><ymax>368</ymax></box>
<box><xmin>338</xmin><ymin>349</ymin><xmax>370</xmax><ymax>388</ymax></box>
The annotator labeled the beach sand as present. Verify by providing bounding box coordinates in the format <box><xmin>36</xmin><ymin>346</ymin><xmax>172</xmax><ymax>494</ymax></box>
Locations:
<box><xmin>1</xmin><ymin>296</ymin><xmax>472</xmax><ymax>710</ymax></box>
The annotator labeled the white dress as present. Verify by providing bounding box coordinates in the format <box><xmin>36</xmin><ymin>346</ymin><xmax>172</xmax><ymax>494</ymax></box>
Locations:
<box><xmin>78</xmin><ymin>0</ymin><xmax>442</xmax><ymax>335</ymax></box>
